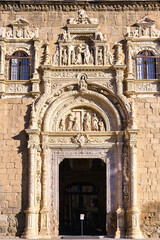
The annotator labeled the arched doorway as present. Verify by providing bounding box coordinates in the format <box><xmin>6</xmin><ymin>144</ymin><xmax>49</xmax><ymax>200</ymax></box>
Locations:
<box><xmin>59</xmin><ymin>158</ymin><xmax>106</xmax><ymax>235</ymax></box>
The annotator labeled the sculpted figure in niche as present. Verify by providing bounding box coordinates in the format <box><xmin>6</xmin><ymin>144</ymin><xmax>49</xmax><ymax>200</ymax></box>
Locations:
<box><xmin>59</xmin><ymin>119</ymin><xmax>66</xmax><ymax>131</ymax></box>
<box><xmin>89</xmin><ymin>49</ymin><xmax>94</xmax><ymax>65</ymax></box>
<box><xmin>53</xmin><ymin>46</ymin><xmax>59</xmax><ymax>65</ymax></box>
<box><xmin>106</xmin><ymin>47</ymin><xmax>113</xmax><ymax>65</ymax></box>
<box><xmin>91</xmin><ymin>113</ymin><xmax>99</xmax><ymax>131</ymax></box>
<box><xmin>84</xmin><ymin>45</ymin><xmax>91</xmax><ymax>65</ymax></box>
<box><xmin>62</xmin><ymin>48</ymin><xmax>68</xmax><ymax>65</ymax></box>
<box><xmin>75</xmin><ymin>44</ymin><xmax>83</xmax><ymax>64</ymax></box>
<box><xmin>83</xmin><ymin>112</ymin><xmax>91</xmax><ymax>131</ymax></box>
<box><xmin>72</xmin><ymin>117</ymin><xmax>79</xmax><ymax>131</ymax></box>
<box><xmin>99</xmin><ymin>118</ymin><xmax>105</xmax><ymax>131</ymax></box>
<box><xmin>67</xmin><ymin>113</ymin><xmax>74</xmax><ymax>131</ymax></box>
<box><xmin>98</xmin><ymin>49</ymin><xmax>103</xmax><ymax>65</ymax></box>
<box><xmin>79</xmin><ymin>75</ymin><xmax>87</xmax><ymax>92</ymax></box>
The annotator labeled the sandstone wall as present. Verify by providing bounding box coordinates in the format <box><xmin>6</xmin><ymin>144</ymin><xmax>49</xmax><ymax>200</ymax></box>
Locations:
<box><xmin>0</xmin><ymin>98</ymin><xmax>32</xmax><ymax>235</ymax></box>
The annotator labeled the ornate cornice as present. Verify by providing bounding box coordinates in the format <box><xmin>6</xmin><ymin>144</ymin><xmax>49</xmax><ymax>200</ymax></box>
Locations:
<box><xmin>0</xmin><ymin>1</ymin><xmax>159</xmax><ymax>12</ymax></box>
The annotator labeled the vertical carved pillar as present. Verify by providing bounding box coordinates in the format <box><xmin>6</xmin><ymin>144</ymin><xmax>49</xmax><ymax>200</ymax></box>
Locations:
<box><xmin>31</xmin><ymin>38</ymin><xmax>41</xmax><ymax>97</ymax></box>
<box><xmin>0</xmin><ymin>41</ymin><xmax>5</xmax><ymax>96</ymax></box>
<box><xmin>94</xmin><ymin>45</ymin><xmax>98</xmax><ymax>65</ymax></box>
<box><xmin>39</xmin><ymin>135</ymin><xmax>50</xmax><ymax>238</ymax></box>
<box><xmin>126</xmin><ymin>130</ymin><xmax>143</xmax><ymax>239</ymax></box>
<box><xmin>68</xmin><ymin>45</ymin><xmax>71</xmax><ymax>65</ymax></box>
<box><xmin>127</xmin><ymin>41</ymin><xmax>134</xmax><ymax>79</ymax></box>
<box><xmin>24</xmin><ymin>130</ymin><xmax>39</xmax><ymax>239</ymax></box>
<box><xmin>113</xmin><ymin>65</ymin><xmax>126</xmax><ymax>95</ymax></box>
<box><xmin>103</xmin><ymin>45</ymin><xmax>106</xmax><ymax>65</ymax></box>
<box><xmin>115</xmin><ymin>132</ymin><xmax>125</xmax><ymax>238</ymax></box>
<box><xmin>44</xmin><ymin>42</ymin><xmax>51</xmax><ymax>65</ymax></box>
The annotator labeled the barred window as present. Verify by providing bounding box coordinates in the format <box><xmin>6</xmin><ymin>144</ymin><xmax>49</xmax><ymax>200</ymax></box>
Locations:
<box><xmin>136</xmin><ymin>50</ymin><xmax>158</xmax><ymax>79</ymax></box>
<box><xmin>9</xmin><ymin>51</ymin><xmax>31</xmax><ymax>80</ymax></box>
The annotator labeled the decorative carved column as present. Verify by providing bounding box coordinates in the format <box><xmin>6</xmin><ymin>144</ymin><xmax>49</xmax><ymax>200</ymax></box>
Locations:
<box><xmin>39</xmin><ymin>135</ymin><xmax>50</xmax><ymax>238</ymax></box>
<box><xmin>127</xmin><ymin>41</ymin><xmax>134</xmax><ymax>79</ymax></box>
<box><xmin>24</xmin><ymin>130</ymin><xmax>39</xmax><ymax>239</ymax></box>
<box><xmin>31</xmin><ymin>38</ymin><xmax>41</xmax><ymax>97</ymax></box>
<box><xmin>115</xmin><ymin>132</ymin><xmax>125</xmax><ymax>238</ymax></box>
<box><xmin>44</xmin><ymin>42</ymin><xmax>51</xmax><ymax>65</ymax></box>
<box><xmin>126</xmin><ymin>129</ymin><xmax>143</xmax><ymax>239</ymax></box>
<box><xmin>0</xmin><ymin>39</ymin><xmax>5</xmax><ymax>97</ymax></box>
<box><xmin>114</xmin><ymin>65</ymin><xmax>126</xmax><ymax>95</ymax></box>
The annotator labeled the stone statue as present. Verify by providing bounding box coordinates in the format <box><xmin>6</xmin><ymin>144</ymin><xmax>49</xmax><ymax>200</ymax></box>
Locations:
<box><xmin>72</xmin><ymin>117</ymin><xmax>79</xmax><ymax>131</ymax></box>
<box><xmin>62</xmin><ymin>48</ymin><xmax>68</xmax><ymax>65</ymax></box>
<box><xmin>89</xmin><ymin>49</ymin><xmax>94</xmax><ymax>65</ymax></box>
<box><xmin>91</xmin><ymin>113</ymin><xmax>99</xmax><ymax>131</ymax></box>
<box><xmin>99</xmin><ymin>119</ymin><xmax>105</xmax><ymax>131</ymax></box>
<box><xmin>98</xmin><ymin>49</ymin><xmax>103</xmax><ymax>65</ymax></box>
<box><xmin>59</xmin><ymin>119</ymin><xmax>66</xmax><ymax>131</ymax></box>
<box><xmin>79</xmin><ymin>75</ymin><xmax>87</xmax><ymax>92</ymax></box>
<box><xmin>75</xmin><ymin>44</ymin><xmax>83</xmax><ymax>64</ymax></box>
<box><xmin>53</xmin><ymin>46</ymin><xmax>59</xmax><ymax>65</ymax></box>
<box><xmin>66</xmin><ymin>113</ymin><xmax>74</xmax><ymax>131</ymax></box>
<box><xmin>84</xmin><ymin>45</ymin><xmax>90</xmax><ymax>64</ymax></box>
<box><xmin>83</xmin><ymin>112</ymin><xmax>91</xmax><ymax>131</ymax></box>
<box><xmin>106</xmin><ymin>47</ymin><xmax>113</xmax><ymax>65</ymax></box>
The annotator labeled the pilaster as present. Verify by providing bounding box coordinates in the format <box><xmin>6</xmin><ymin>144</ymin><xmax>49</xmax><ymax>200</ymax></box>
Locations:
<box><xmin>126</xmin><ymin>129</ymin><xmax>143</xmax><ymax>239</ymax></box>
<box><xmin>24</xmin><ymin>129</ymin><xmax>40</xmax><ymax>239</ymax></box>
<box><xmin>115</xmin><ymin>132</ymin><xmax>125</xmax><ymax>238</ymax></box>
<box><xmin>39</xmin><ymin>134</ymin><xmax>50</xmax><ymax>238</ymax></box>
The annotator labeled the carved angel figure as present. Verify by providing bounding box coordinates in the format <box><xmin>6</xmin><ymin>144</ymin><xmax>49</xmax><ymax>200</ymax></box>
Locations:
<box><xmin>59</xmin><ymin>119</ymin><xmax>66</xmax><ymax>131</ymax></box>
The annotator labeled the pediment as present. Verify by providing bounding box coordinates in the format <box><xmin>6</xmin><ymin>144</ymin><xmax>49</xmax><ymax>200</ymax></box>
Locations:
<box><xmin>11</xmin><ymin>18</ymin><xmax>29</xmax><ymax>27</ymax></box>
<box><xmin>126</xmin><ymin>16</ymin><xmax>160</xmax><ymax>39</ymax></box>
<box><xmin>136</xmin><ymin>16</ymin><xmax>155</xmax><ymax>27</ymax></box>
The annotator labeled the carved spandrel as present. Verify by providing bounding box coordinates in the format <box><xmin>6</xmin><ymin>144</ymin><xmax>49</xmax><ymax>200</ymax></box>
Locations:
<box><xmin>59</xmin><ymin>108</ymin><xmax>106</xmax><ymax>132</ymax></box>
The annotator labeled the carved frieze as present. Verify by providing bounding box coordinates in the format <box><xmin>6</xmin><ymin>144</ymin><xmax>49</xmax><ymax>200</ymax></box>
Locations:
<box><xmin>0</xmin><ymin>2</ymin><xmax>159</xmax><ymax>12</ymax></box>
<box><xmin>135</xmin><ymin>82</ymin><xmax>157</xmax><ymax>92</ymax></box>
<box><xmin>6</xmin><ymin>83</ymin><xmax>31</xmax><ymax>93</ymax></box>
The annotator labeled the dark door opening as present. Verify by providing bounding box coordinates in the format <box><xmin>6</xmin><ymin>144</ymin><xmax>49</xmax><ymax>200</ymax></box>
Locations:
<box><xmin>59</xmin><ymin>158</ymin><xmax>106</xmax><ymax>235</ymax></box>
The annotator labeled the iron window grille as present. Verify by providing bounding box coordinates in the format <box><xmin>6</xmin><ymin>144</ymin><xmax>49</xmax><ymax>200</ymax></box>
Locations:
<box><xmin>135</xmin><ymin>50</ymin><xmax>159</xmax><ymax>80</ymax></box>
<box><xmin>7</xmin><ymin>51</ymin><xmax>31</xmax><ymax>80</ymax></box>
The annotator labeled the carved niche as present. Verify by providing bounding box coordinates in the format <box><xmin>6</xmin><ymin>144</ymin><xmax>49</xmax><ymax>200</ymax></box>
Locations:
<box><xmin>52</xmin><ymin>9</ymin><xmax>113</xmax><ymax>67</ymax></box>
<box><xmin>59</xmin><ymin>107</ymin><xmax>106</xmax><ymax>132</ymax></box>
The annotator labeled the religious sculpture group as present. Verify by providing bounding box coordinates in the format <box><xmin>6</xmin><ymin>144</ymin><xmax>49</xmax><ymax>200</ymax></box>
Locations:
<box><xmin>59</xmin><ymin>110</ymin><xmax>106</xmax><ymax>132</ymax></box>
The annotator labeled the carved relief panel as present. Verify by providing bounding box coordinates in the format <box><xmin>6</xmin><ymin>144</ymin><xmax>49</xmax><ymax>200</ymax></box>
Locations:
<box><xmin>59</xmin><ymin>107</ymin><xmax>106</xmax><ymax>132</ymax></box>
<box><xmin>52</xmin><ymin>9</ymin><xmax>113</xmax><ymax>67</ymax></box>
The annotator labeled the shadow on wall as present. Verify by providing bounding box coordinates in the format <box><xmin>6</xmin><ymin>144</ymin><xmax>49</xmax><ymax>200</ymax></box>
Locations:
<box><xmin>12</xmin><ymin>103</ymin><xmax>32</xmax><ymax>236</ymax></box>
<box><xmin>140</xmin><ymin>201</ymin><xmax>160</xmax><ymax>238</ymax></box>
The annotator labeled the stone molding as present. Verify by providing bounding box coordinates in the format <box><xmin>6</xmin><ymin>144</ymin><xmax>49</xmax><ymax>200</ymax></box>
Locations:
<box><xmin>0</xmin><ymin>2</ymin><xmax>159</xmax><ymax>12</ymax></box>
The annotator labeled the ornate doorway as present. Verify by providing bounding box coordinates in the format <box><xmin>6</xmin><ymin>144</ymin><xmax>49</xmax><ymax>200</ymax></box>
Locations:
<box><xmin>59</xmin><ymin>158</ymin><xmax>106</xmax><ymax>235</ymax></box>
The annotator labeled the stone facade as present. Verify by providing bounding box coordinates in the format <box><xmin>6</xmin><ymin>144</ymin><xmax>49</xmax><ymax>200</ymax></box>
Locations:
<box><xmin>0</xmin><ymin>0</ymin><xmax>160</xmax><ymax>238</ymax></box>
